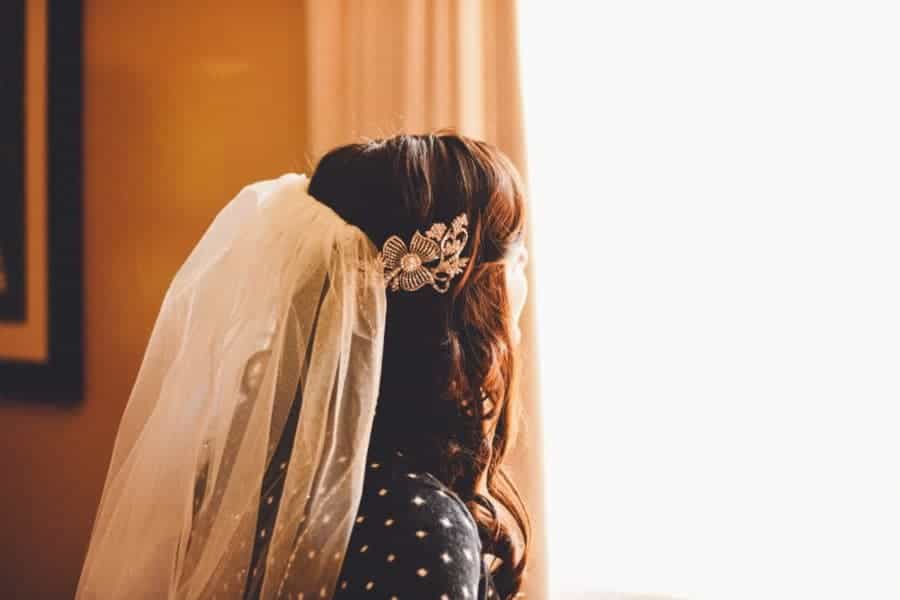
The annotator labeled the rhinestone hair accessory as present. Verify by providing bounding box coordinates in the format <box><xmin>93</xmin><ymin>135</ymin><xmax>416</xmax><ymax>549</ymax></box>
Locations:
<box><xmin>381</xmin><ymin>213</ymin><xmax>470</xmax><ymax>293</ymax></box>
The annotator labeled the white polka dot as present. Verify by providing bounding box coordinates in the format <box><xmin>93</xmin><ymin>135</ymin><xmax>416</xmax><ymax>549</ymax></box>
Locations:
<box><xmin>279</xmin><ymin>462</ymin><xmax>286</xmax><ymax>470</ymax></box>
<box><xmin>259</xmin><ymin>529</ymin><xmax>266</xmax><ymax>538</ymax></box>
<box><xmin>340</xmin><ymin>581</ymin><xmax>348</xmax><ymax>590</ymax></box>
<box><xmin>378</xmin><ymin>488</ymin><xmax>389</xmax><ymax>496</ymax></box>
<box><xmin>370</xmin><ymin>462</ymin><xmax>381</xmax><ymax>469</ymax></box>
<box><xmin>384</xmin><ymin>518</ymin><xmax>394</xmax><ymax>526</ymax></box>
<box><xmin>441</xmin><ymin>552</ymin><xmax>452</xmax><ymax>563</ymax></box>
<box><xmin>412</xmin><ymin>496</ymin><xmax>426</xmax><ymax>506</ymax></box>
<box><xmin>415</xmin><ymin>530</ymin><xmax>428</xmax><ymax>538</ymax></box>
<box><xmin>365</xmin><ymin>581</ymin><xmax>375</xmax><ymax>590</ymax></box>
<box><xmin>387</xmin><ymin>553</ymin><xmax>396</xmax><ymax>562</ymax></box>
<box><xmin>407</xmin><ymin>473</ymin><xmax>419</xmax><ymax>479</ymax></box>
<box><xmin>360</xmin><ymin>544</ymin><xmax>369</xmax><ymax>553</ymax></box>
<box><xmin>417</xmin><ymin>567</ymin><xmax>428</xmax><ymax>577</ymax></box>
<box><xmin>266</xmin><ymin>496</ymin><xmax>274</xmax><ymax>505</ymax></box>
<box><xmin>356</xmin><ymin>515</ymin><xmax>366</xmax><ymax>523</ymax></box>
<box><xmin>440</xmin><ymin>517</ymin><xmax>452</xmax><ymax>528</ymax></box>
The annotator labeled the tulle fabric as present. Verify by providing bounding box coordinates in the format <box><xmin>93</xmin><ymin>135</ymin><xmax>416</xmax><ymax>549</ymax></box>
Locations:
<box><xmin>76</xmin><ymin>174</ymin><xmax>387</xmax><ymax>599</ymax></box>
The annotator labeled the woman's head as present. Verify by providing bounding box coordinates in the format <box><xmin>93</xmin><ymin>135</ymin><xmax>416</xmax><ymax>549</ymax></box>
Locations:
<box><xmin>308</xmin><ymin>131</ymin><xmax>529</xmax><ymax>599</ymax></box>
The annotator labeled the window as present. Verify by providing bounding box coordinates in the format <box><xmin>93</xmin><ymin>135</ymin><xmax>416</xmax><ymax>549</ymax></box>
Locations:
<box><xmin>518</xmin><ymin>3</ymin><xmax>900</xmax><ymax>599</ymax></box>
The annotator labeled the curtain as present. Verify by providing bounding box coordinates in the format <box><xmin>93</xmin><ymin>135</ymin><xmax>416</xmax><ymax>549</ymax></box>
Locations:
<box><xmin>299</xmin><ymin>2</ymin><xmax>547</xmax><ymax>597</ymax></box>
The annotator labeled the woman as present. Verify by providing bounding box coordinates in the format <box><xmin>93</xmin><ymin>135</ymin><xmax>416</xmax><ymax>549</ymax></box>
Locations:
<box><xmin>77</xmin><ymin>132</ymin><xmax>530</xmax><ymax>600</ymax></box>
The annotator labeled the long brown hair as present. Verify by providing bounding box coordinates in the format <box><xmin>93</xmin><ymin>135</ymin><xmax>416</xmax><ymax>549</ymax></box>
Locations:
<box><xmin>308</xmin><ymin>131</ymin><xmax>530</xmax><ymax>599</ymax></box>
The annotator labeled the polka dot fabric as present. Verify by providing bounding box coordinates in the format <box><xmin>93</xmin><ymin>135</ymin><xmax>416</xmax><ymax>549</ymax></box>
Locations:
<box><xmin>332</xmin><ymin>451</ymin><xmax>496</xmax><ymax>599</ymax></box>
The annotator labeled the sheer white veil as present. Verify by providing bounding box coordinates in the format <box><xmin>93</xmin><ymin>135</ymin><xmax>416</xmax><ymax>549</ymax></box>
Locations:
<box><xmin>76</xmin><ymin>173</ymin><xmax>387</xmax><ymax>599</ymax></box>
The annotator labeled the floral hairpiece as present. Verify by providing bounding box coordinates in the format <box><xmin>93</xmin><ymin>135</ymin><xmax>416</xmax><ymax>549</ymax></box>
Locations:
<box><xmin>381</xmin><ymin>213</ymin><xmax>470</xmax><ymax>294</ymax></box>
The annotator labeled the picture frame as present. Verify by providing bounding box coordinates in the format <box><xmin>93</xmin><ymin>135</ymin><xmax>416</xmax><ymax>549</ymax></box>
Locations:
<box><xmin>0</xmin><ymin>0</ymin><xmax>83</xmax><ymax>404</ymax></box>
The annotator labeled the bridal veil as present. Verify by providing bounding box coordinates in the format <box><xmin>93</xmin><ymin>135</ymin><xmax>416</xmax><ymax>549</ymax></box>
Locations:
<box><xmin>77</xmin><ymin>174</ymin><xmax>387</xmax><ymax>599</ymax></box>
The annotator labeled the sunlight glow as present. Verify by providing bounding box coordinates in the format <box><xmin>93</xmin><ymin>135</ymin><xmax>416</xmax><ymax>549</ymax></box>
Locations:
<box><xmin>518</xmin><ymin>2</ymin><xmax>900</xmax><ymax>599</ymax></box>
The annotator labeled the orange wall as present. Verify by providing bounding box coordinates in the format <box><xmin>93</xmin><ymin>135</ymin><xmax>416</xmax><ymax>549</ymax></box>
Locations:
<box><xmin>0</xmin><ymin>3</ymin><xmax>309</xmax><ymax>597</ymax></box>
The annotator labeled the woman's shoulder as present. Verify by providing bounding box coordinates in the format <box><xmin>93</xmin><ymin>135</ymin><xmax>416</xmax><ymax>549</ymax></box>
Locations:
<box><xmin>358</xmin><ymin>451</ymin><xmax>481</xmax><ymax>541</ymax></box>
<box><xmin>336</xmin><ymin>452</ymin><xmax>486</xmax><ymax>598</ymax></box>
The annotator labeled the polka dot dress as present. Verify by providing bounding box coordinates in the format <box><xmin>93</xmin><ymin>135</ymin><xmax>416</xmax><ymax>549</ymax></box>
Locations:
<box><xmin>332</xmin><ymin>450</ymin><xmax>496</xmax><ymax>599</ymax></box>
<box><xmin>238</xmin><ymin>381</ymin><xmax>497</xmax><ymax>599</ymax></box>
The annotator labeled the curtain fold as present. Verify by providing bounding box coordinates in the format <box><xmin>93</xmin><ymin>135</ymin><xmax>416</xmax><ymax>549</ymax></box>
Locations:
<box><xmin>300</xmin><ymin>2</ymin><xmax>547</xmax><ymax>597</ymax></box>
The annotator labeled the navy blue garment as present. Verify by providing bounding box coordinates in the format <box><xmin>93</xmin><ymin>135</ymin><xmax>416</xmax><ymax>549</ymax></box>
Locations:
<box><xmin>239</xmin><ymin>380</ymin><xmax>497</xmax><ymax>599</ymax></box>
<box><xmin>333</xmin><ymin>449</ymin><xmax>496</xmax><ymax>600</ymax></box>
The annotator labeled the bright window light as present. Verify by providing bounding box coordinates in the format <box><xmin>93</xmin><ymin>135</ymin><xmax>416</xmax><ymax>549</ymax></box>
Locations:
<box><xmin>518</xmin><ymin>2</ymin><xmax>900</xmax><ymax>599</ymax></box>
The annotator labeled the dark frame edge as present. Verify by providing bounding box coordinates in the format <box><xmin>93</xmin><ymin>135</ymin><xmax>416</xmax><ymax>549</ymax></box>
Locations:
<box><xmin>0</xmin><ymin>0</ymin><xmax>84</xmax><ymax>407</ymax></box>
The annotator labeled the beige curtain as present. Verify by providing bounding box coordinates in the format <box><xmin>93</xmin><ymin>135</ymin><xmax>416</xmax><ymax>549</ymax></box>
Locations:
<box><xmin>299</xmin><ymin>1</ymin><xmax>547</xmax><ymax>597</ymax></box>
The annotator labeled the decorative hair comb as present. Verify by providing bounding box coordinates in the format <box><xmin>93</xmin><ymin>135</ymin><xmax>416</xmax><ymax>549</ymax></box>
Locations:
<box><xmin>381</xmin><ymin>213</ymin><xmax>470</xmax><ymax>293</ymax></box>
